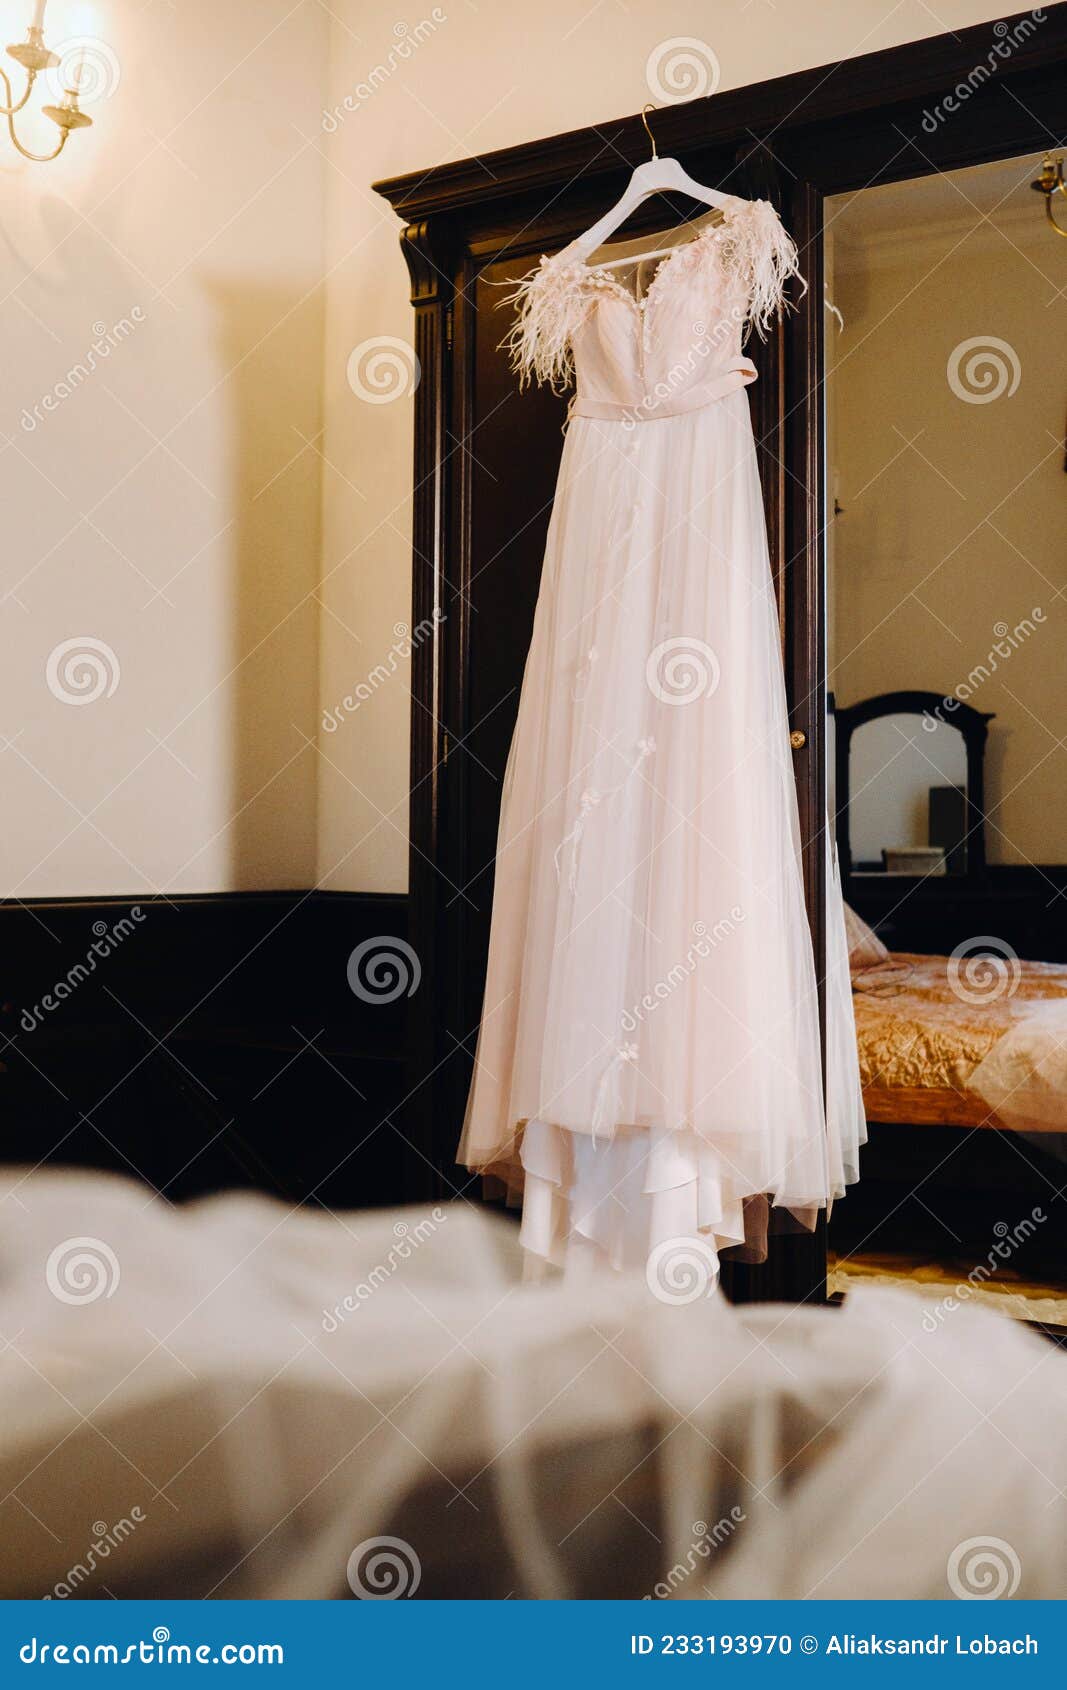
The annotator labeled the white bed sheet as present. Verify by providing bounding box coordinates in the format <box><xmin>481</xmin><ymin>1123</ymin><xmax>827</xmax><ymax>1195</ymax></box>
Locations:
<box><xmin>1</xmin><ymin>1166</ymin><xmax>1065</xmax><ymax>1599</ymax></box>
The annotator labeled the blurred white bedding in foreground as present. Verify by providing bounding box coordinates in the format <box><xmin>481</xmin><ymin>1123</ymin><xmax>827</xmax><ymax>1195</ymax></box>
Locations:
<box><xmin>2</xmin><ymin>1167</ymin><xmax>1066</xmax><ymax>1600</ymax></box>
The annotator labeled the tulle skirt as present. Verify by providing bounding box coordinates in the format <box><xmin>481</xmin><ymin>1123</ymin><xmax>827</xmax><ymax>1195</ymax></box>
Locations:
<box><xmin>458</xmin><ymin>392</ymin><xmax>865</xmax><ymax>1275</ymax></box>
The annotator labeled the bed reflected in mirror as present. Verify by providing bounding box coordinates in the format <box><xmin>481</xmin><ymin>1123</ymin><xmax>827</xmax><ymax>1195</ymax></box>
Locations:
<box><xmin>824</xmin><ymin>150</ymin><xmax>1067</xmax><ymax>1319</ymax></box>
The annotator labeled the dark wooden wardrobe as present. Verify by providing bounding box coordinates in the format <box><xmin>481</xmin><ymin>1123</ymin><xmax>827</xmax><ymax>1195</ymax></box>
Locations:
<box><xmin>373</xmin><ymin>8</ymin><xmax>1067</xmax><ymax>1303</ymax></box>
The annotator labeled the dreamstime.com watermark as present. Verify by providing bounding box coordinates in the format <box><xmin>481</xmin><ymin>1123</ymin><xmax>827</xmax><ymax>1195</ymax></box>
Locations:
<box><xmin>919</xmin><ymin>12</ymin><xmax>1046</xmax><ymax>131</ymax></box>
<box><xmin>20</xmin><ymin>908</ymin><xmax>146</xmax><ymax>1032</ymax></box>
<box><xmin>46</xmin><ymin>1237</ymin><xmax>121</xmax><ymax>1305</ymax></box>
<box><xmin>946</xmin><ymin>936</ymin><xmax>1020</xmax><ymax>1007</ymax></box>
<box><xmin>921</xmin><ymin>1210</ymin><xmax>1046</xmax><ymax>1331</ymax></box>
<box><xmin>646</xmin><ymin>637</ymin><xmax>721</xmax><ymax>705</ymax></box>
<box><xmin>321</xmin><ymin>1211</ymin><xmax>447</xmax><ymax>1331</ymax></box>
<box><xmin>947</xmin><ymin>336</ymin><xmax>1021</xmax><ymax>403</ymax></box>
<box><xmin>346</xmin><ymin>336</ymin><xmax>421</xmax><ymax>402</ymax></box>
<box><xmin>623</xmin><ymin>911</ymin><xmax>745</xmax><ymax>1032</ymax></box>
<box><xmin>20</xmin><ymin>310</ymin><xmax>146</xmax><ymax>433</ymax></box>
<box><xmin>643</xmin><ymin>1511</ymin><xmax>747</xmax><ymax>1598</ymax></box>
<box><xmin>645</xmin><ymin>37</ymin><xmax>720</xmax><ymax>103</ymax></box>
<box><xmin>46</xmin><ymin>37</ymin><xmax>122</xmax><ymax>105</ymax></box>
<box><xmin>347</xmin><ymin>1535</ymin><xmax>422</xmax><ymax>1598</ymax></box>
<box><xmin>44</xmin><ymin>1511</ymin><xmax>146</xmax><ymax>1599</ymax></box>
<box><xmin>46</xmin><ymin>637</ymin><xmax>121</xmax><ymax>706</ymax></box>
<box><xmin>346</xmin><ymin>936</ymin><xmax>422</xmax><ymax>1004</ymax></box>
<box><xmin>947</xmin><ymin>1536</ymin><xmax>1022</xmax><ymax>1600</ymax></box>
<box><xmin>322</xmin><ymin>12</ymin><xmax>447</xmax><ymax>131</ymax></box>
<box><xmin>18</xmin><ymin>1631</ymin><xmax>283</xmax><ymax>1666</ymax></box>
<box><xmin>923</xmin><ymin>612</ymin><xmax>1045</xmax><ymax>729</ymax></box>
<box><xmin>646</xmin><ymin>1235</ymin><xmax>720</xmax><ymax>1305</ymax></box>
<box><xmin>322</xmin><ymin>613</ymin><xmax>443</xmax><ymax>733</ymax></box>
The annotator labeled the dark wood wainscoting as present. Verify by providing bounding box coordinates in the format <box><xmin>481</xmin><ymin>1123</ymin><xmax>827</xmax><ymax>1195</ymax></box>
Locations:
<box><xmin>0</xmin><ymin>892</ymin><xmax>412</xmax><ymax>1211</ymax></box>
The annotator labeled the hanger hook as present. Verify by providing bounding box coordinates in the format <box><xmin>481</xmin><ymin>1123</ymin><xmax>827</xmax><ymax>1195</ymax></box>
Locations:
<box><xmin>640</xmin><ymin>102</ymin><xmax>658</xmax><ymax>159</ymax></box>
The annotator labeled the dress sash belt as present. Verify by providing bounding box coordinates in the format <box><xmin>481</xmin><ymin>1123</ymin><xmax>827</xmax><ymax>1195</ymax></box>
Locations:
<box><xmin>570</xmin><ymin>359</ymin><xmax>757</xmax><ymax>425</ymax></box>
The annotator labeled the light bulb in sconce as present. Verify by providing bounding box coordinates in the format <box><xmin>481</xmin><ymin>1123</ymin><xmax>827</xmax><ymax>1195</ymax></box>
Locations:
<box><xmin>2</xmin><ymin>0</ymin><xmax>104</xmax><ymax>161</ymax></box>
<box><xmin>1031</xmin><ymin>155</ymin><xmax>1067</xmax><ymax>239</ymax></box>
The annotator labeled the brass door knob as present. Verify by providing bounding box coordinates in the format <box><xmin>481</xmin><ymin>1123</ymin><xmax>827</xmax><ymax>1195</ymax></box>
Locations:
<box><xmin>789</xmin><ymin>729</ymin><xmax>807</xmax><ymax>750</ymax></box>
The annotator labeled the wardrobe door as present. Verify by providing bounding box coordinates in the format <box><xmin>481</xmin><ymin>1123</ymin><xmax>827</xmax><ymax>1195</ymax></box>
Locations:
<box><xmin>782</xmin><ymin>178</ymin><xmax>827</xmax><ymax>994</ymax></box>
<box><xmin>717</xmin><ymin>166</ymin><xmax>828</xmax><ymax>1306</ymax></box>
<box><xmin>429</xmin><ymin>252</ymin><xmax>570</xmax><ymax>1182</ymax></box>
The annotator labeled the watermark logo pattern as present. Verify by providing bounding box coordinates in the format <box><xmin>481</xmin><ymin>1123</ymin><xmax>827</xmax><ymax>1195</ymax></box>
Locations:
<box><xmin>46</xmin><ymin>638</ymin><xmax>121</xmax><ymax>706</ymax></box>
<box><xmin>46</xmin><ymin>38</ymin><xmax>122</xmax><ymax>104</ymax></box>
<box><xmin>947</xmin><ymin>937</ymin><xmax>1020</xmax><ymax>1006</ymax></box>
<box><xmin>646</xmin><ymin>637</ymin><xmax>720</xmax><ymax>706</ymax></box>
<box><xmin>646</xmin><ymin>1236</ymin><xmax>719</xmax><ymax>1305</ymax></box>
<box><xmin>645</xmin><ymin>38</ymin><xmax>720</xmax><ymax>103</ymax></box>
<box><xmin>346</xmin><ymin>937</ymin><xmax>422</xmax><ymax>1003</ymax></box>
<box><xmin>947</xmin><ymin>1536</ymin><xmax>1021</xmax><ymax>1599</ymax></box>
<box><xmin>347</xmin><ymin>337</ymin><xmax>421</xmax><ymax>403</ymax></box>
<box><xmin>947</xmin><ymin>337</ymin><xmax>1021</xmax><ymax>403</ymax></box>
<box><xmin>347</xmin><ymin>1536</ymin><xmax>422</xmax><ymax>1599</ymax></box>
<box><xmin>46</xmin><ymin>1237</ymin><xmax>121</xmax><ymax>1305</ymax></box>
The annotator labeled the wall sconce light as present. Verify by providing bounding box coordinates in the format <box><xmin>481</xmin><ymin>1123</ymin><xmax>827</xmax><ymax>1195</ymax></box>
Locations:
<box><xmin>1</xmin><ymin>0</ymin><xmax>96</xmax><ymax>162</ymax></box>
<box><xmin>1031</xmin><ymin>154</ymin><xmax>1067</xmax><ymax>239</ymax></box>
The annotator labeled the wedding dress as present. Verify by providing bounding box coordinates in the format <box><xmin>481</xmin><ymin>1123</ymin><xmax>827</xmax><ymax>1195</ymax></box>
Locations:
<box><xmin>458</xmin><ymin>196</ymin><xmax>865</xmax><ymax>1278</ymax></box>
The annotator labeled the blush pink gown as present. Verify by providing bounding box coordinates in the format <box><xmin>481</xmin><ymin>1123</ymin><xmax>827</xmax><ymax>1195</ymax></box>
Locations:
<box><xmin>458</xmin><ymin>198</ymin><xmax>865</xmax><ymax>1280</ymax></box>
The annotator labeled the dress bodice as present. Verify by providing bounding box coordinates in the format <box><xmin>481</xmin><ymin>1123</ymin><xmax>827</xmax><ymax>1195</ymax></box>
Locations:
<box><xmin>505</xmin><ymin>197</ymin><xmax>801</xmax><ymax>423</ymax></box>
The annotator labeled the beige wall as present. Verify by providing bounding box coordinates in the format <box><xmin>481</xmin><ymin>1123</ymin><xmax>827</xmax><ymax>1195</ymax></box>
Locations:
<box><xmin>829</xmin><ymin>196</ymin><xmax>1067</xmax><ymax>863</ymax></box>
<box><xmin>4</xmin><ymin>0</ymin><xmax>326</xmax><ymax>896</ymax></box>
<box><xmin>5</xmin><ymin>0</ymin><xmax>1019</xmax><ymax>897</ymax></box>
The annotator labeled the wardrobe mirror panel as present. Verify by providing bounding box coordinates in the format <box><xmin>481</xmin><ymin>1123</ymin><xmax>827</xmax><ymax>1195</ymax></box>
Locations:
<box><xmin>824</xmin><ymin>151</ymin><xmax>1067</xmax><ymax>1308</ymax></box>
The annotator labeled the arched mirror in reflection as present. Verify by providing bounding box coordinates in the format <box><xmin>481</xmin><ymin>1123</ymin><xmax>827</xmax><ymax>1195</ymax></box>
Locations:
<box><xmin>834</xmin><ymin>690</ymin><xmax>992</xmax><ymax>884</ymax></box>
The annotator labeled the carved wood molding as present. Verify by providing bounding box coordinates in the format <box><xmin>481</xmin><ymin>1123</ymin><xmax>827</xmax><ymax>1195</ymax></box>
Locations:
<box><xmin>399</xmin><ymin>219</ymin><xmax>454</xmax><ymax>307</ymax></box>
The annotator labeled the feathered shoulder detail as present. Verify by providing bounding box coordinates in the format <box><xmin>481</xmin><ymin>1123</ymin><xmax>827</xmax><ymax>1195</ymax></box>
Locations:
<box><xmin>498</xmin><ymin>201</ymin><xmax>803</xmax><ymax>385</ymax></box>
<box><xmin>499</xmin><ymin>253</ymin><xmax>594</xmax><ymax>393</ymax></box>
<box><xmin>719</xmin><ymin>198</ymin><xmax>805</xmax><ymax>340</ymax></box>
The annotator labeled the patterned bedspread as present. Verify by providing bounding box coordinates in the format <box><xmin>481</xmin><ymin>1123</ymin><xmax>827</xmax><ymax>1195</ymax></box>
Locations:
<box><xmin>852</xmin><ymin>951</ymin><xmax>1067</xmax><ymax>1127</ymax></box>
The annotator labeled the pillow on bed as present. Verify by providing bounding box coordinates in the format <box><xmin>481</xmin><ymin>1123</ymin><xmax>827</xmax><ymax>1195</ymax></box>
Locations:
<box><xmin>844</xmin><ymin>902</ymin><xmax>889</xmax><ymax>968</ymax></box>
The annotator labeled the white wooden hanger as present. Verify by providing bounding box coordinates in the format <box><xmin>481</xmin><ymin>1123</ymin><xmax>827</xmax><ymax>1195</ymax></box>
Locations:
<box><xmin>572</xmin><ymin>104</ymin><xmax>741</xmax><ymax>271</ymax></box>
